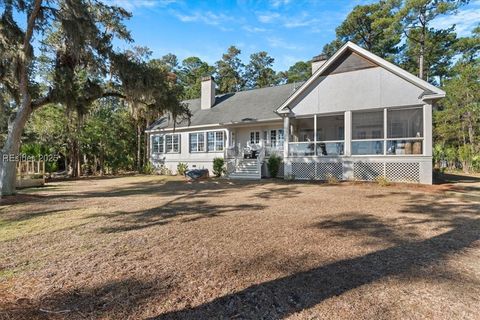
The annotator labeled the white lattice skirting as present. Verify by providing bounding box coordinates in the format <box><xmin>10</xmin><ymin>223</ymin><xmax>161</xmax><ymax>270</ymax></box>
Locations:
<box><xmin>286</xmin><ymin>158</ymin><xmax>430</xmax><ymax>183</ymax></box>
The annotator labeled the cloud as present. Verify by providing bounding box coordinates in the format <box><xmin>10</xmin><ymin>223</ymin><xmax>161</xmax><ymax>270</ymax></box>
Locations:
<box><xmin>270</xmin><ymin>0</ymin><xmax>292</xmax><ymax>7</ymax></box>
<box><xmin>242</xmin><ymin>25</ymin><xmax>268</xmax><ymax>33</ymax></box>
<box><xmin>432</xmin><ymin>4</ymin><xmax>480</xmax><ymax>36</ymax></box>
<box><xmin>266</xmin><ymin>36</ymin><xmax>301</xmax><ymax>50</ymax></box>
<box><xmin>108</xmin><ymin>0</ymin><xmax>177</xmax><ymax>11</ymax></box>
<box><xmin>257</xmin><ymin>12</ymin><xmax>281</xmax><ymax>23</ymax></box>
<box><xmin>172</xmin><ymin>10</ymin><xmax>235</xmax><ymax>27</ymax></box>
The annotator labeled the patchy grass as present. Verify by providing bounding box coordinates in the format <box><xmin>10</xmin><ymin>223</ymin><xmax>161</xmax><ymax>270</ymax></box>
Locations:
<box><xmin>0</xmin><ymin>175</ymin><xmax>479</xmax><ymax>319</ymax></box>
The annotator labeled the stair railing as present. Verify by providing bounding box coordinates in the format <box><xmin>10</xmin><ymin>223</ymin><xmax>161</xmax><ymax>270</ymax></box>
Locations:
<box><xmin>256</xmin><ymin>146</ymin><xmax>265</xmax><ymax>177</ymax></box>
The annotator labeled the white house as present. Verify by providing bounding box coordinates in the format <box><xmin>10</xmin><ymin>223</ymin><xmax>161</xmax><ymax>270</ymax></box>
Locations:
<box><xmin>146</xmin><ymin>42</ymin><xmax>445</xmax><ymax>184</ymax></box>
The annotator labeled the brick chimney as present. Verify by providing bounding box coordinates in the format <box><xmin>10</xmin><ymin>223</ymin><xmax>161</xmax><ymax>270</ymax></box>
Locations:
<box><xmin>201</xmin><ymin>76</ymin><xmax>215</xmax><ymax>110</ymax></box>
<box><xmin>311</xmin><ymin>54</ymin><xmax>328</xmax><ymax>74</ymax></box>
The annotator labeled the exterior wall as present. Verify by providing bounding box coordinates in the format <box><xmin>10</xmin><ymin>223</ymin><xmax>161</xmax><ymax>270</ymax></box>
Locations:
<box><xmin>290</xmin><ymin>67</ymin><xmax>425</xmax><ymax>116</ymax></box>
<box><xmin>149</xmin><ymin>127</ymin><xmax>229</xmax><ymax>174</ymax></box>
<box><xmin>232</xmin><ymin>122</ymin><xmax>284</xmax><ymax>151</ymax></box>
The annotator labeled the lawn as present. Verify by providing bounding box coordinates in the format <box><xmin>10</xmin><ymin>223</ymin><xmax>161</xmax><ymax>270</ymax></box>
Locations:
<box><xmin>0</xmin><ymin>176</ymin><xmax>479</xmax><ymax>319</ymax></box>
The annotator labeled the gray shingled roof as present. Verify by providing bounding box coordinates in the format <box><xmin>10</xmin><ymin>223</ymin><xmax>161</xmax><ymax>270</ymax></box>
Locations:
<box><xmin>148</xmin><ymin>82</ymin><xmax>302</xmax><ymax>130</ymax></box>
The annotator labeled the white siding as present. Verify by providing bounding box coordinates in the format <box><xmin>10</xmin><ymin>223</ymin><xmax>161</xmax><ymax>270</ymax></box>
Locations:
<box><xmin>291</xmin><ymin>67</ymin><xmax>425</xmax><ymax>116</ymax></box>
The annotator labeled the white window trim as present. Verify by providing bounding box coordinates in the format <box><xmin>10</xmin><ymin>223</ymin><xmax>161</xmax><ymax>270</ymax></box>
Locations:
<box><xmin>151</xmin><ymin>133</ymin><xmax>180</xmax><ymax>154</ymax></box>
<box><xmin>188</xmin><ymin>130</ymin><xmax>227</xmax><ymax>153</ymax></box>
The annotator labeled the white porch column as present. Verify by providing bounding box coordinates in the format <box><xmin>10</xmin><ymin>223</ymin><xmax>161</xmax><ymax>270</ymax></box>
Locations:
<box><xmin>313</xmin><ymin>115</ymin><xmax>317</xmax><ymax>155</ymax></box>
<box><xmin>423</xmin><ymin>104</ymin><xmax>432</xmax><ymax>157</ymax></box>
<box><xmin>283</xmin><ymin>115</ymin><xmax>290</xmax><ymax>158</ymax></box>
<box><xmin>344</xmin><ymin>111</ymin><xmax>352</xmax><ymax>156</ymax></box>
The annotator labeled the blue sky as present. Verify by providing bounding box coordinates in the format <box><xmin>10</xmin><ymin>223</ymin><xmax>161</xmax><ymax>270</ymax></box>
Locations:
<box><xmin>111</xmin><ymin>0</ymin><xmax>480</xmax><ymax>71</ymax></box>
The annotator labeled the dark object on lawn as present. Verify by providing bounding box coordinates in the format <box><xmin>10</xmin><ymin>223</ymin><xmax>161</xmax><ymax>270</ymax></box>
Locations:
<box><xmin>185</xmin><ymin>169</ymin><xmax>209</xmax><ymax>180</ymax></box>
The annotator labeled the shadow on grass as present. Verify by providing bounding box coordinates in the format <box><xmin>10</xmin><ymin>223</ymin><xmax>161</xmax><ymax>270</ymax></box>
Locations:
<box><xmin>1</xmin><ymin>191</ymin><xmax>479</xmax><ymax>319</ymax></box>
<box><xmin>0</xmin><ymin>277</ymin><xmax>174</xmax><ymax>320</ymax></box>
<box><xmin>97</xmin><ymin>200</ymin><xmax>266</xmax><ymax>233</ymax></box>
<box><xmin>150</xmin><ymin>196</ymin><xmax>480</xmax><ymax>319</ymax></box>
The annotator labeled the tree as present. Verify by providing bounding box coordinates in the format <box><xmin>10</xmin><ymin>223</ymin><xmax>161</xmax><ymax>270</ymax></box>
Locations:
<box><xmin>215</xmin><ymin>46</ymin><xmax>245</xmax><ymax>93</ymax></box>
<box><xmin>245</xmin><ymin>51</ymin><xmax>277</xmax><ymax>89</ymax></box>
<box><xmin>178</xmin><ymin>56</ymin><xmax>215</xmax><ymax>99</ymax></box>
<box><xmin>322</xmin><ymin>0</ymin><xmax>402</xmax><ymax>61</ymax></box>
<box><xmin>279</xmin><ymin>61</ymin><xmax>311</xmax><ymax>84</ymax></box>
<box><xmin>455</xmin><ymin>24</ymin><xmax>480</xmax><ymax>62</ymax></box>
<box><xmin>396</xmin><ymin>0</ymin><xmax>469</xmax><ymax>79</ymax></box>
<box><xmin>0</xmin><ymin>0</ymin><xmax>189</xmax><ymax>196</ymax></box>
<box><xmin>401</xmin><ymin>26</ymin><xmax>457</xmax><ymax>84</ymax></box>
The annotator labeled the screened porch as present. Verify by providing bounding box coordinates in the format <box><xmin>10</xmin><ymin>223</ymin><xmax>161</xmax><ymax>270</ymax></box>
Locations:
<box><xmin>287</xmin><ymin>106</ymin><xmax>425</xmax><ymax>157</ymax></box>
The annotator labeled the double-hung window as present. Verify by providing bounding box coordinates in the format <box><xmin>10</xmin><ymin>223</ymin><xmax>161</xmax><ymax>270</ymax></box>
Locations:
<box><xmin>165</xmin><ymin>134</ymin><xmax>180</xmax><ymax>153</ymax></box>
<box><xmin>207</xmin><ymin>131</ymin><xmax>225</xmax><ymax>152</ymax></box>
<box><xmin>151</xmin><ymin>134</ymin><xmax>178</xmax><ymax>154</ymax></box>
<box><xmin>151</xmin><ymin>135</ymin><xmax>164</xmax><ymax>154</ymax></box>
<box><xmin>189</xmin><ymin>132</ymin><xmax>205</xmax><ymax>152</ymax></box>
<box><xmin>190</xmin><ymin>131</ymin><xmax>225</xmax><ymax>152</ymax></box>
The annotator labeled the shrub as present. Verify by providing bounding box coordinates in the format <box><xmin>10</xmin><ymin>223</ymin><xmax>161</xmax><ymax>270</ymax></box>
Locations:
<box><xmin>326</xmin><ymin>174</ymin><xmax>339</xmax><ymax>184</ymax></box>
<box><xmin>142</xmin><ymin>162</ymin><xmax>156</xmax><ymax>175</ymax></box>
<box><xmin>375</xmin><ymin>176</ymin><xmax>390</xmax><ymax>186</ymax></box>
<box><xmin>267</xmin><ymin>154</ymin><xmax>282</xmax><ymax>178</ymax></box>
<box><xmin>213</xmin><ymin>158</ymin><xmax>225</xmax><ymax>177</ymax></box>
<box><xmin>159</xmin><ymin>165</ymin><xmax>172</xmax><ymax>176</ymax></box>
<box><xmin>177</xmin><ymin>162</ymin><xmax>188</xmax><ymax>176</ymax></box>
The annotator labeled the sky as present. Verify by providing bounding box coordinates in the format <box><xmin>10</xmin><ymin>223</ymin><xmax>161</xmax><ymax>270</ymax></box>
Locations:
<box><xmin>110</xmin><ymin>0</ymin><xmax>480</xmax><ymax>71</ymax></box>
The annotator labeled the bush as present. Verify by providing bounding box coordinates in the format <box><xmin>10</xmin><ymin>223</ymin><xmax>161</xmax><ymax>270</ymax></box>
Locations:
<box><xmin>267</xmin><ymin>154</ymin><xmax>282</xmax><ymax>178</ymax></box>
<box><xmin>142</xmin><ymin>162</ymin><xmax>156</xmax><ymax>175</ymax></box>
<box><xmin>177</xmin><ymin>162</ymin><xmax>188</xmax><ymax>175</ymax></box>
<box><xmin>213</xmin><ymin>157</ymin><xmax>225</xmax><ymax>177</ymax></box>
<box><xmin>159</xmin><ymin>165</ymin><xmax>172</xmax><ymax>176</ymax></box>
<box><xmin>375</xmin><ymin>176</ymin><xmax>390</xmax><ymax>186</ymax></box>
<box><xmin>326</xmin><ymin>174</ymin><xmax>339</xmax><ymax>184</ymax></box>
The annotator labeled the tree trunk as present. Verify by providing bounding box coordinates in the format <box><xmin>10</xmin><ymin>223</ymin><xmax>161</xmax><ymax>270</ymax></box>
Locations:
<box><xmin>136</xmin><ymin>123</ymin><xmax>142</xmax><ymax>172</ymax></box>
<box><xmin>418</xmin><ymin>8</ymin><xmax>426</xmax><ymax>80</ymax></box>
<box><xmin>0</xmin><ymin>101</ymin><xmax>33</xmax><ymax>196</ymax></box>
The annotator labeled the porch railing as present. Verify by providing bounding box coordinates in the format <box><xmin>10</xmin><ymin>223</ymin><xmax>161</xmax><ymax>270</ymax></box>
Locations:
<box><xmin>288</xmin><ymin>141</ymin><xmax>344</xmax><ymax>157</ymax></box>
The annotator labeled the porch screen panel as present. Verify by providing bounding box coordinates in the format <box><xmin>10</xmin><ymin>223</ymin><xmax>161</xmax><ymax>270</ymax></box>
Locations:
<box><xmin>387</xmin><ymin>108</ymin><xmax>423</xmax><ymax>138</ymax></box>
<box><xmin>352</xmin><ymin>110</ymin><xmax>384</xmax><ymax>155</ymax></box>
<box><xmin>387</xmin><ymin>107</ymin><xmax>424</xmax><ymax>155</ymax></box>
<box><xmin>316</xmin><ymin>115</ymin><xmax>344</xmax><ymax>156</ymax></box>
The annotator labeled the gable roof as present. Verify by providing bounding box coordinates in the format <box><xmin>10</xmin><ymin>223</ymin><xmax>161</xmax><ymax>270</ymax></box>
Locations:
<box><xmin>276</xmin><ymin>41</ymin><xmax>446</xmax><ymax>114</ymax></box>
<box><xmin>147</xmin><ymin>82</ymin><xmax>302</xmax><ymax>131</ymax></box>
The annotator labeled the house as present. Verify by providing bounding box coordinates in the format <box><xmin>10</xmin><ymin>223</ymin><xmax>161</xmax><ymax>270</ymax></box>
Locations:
<box><xmin>146</xmin><ymin>42</ymin><xmax>445</xmax><ymax>184</ymax></box>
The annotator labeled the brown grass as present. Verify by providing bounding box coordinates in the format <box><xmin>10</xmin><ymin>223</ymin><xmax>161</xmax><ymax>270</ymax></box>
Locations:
<box><xmin>0</xmin><ymin>175</ymin><xmax>479</xmax><ymax>319</ymax></box>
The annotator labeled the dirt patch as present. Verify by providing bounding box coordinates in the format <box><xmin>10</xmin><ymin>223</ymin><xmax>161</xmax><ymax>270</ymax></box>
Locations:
<box><xmin>0</xmin><ymin>175</ymin><xmax>479</xmax><ymax>319</ymax></box>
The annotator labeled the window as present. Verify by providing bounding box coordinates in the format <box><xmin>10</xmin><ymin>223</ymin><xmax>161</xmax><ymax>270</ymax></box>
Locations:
<box><xmin>189</xmin><ymin>132</ymin><xmax>205</xmax><ymax>152</ymax></box>
<box><xmin>207</xmin><ymin>131</ymin><xmax>225</xmax><ymax>152</ymax></box>
<box><xmin>151</xmin><ymin>135</ymin><xmax>164</xmax><ymax>154</ymax></box>
<box><xmin>250</xmin><ymin>131</ymin><xmax>260</xmax><ymax>144</ymax></box>
<box><xmin>165</xmin><ymin>134</ymin><xmax>180</xmax><ymax>153</ymax></box>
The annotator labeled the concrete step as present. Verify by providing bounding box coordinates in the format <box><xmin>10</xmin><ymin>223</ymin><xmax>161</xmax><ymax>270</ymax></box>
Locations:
<box><xmin>229</xmin><ymin>173</ymin><xmax>261</xmax><ymax>180</ymax></box>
